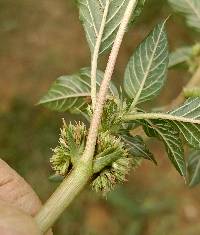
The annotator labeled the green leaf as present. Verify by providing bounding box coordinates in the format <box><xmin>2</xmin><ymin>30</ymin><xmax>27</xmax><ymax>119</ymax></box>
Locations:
<box><xmin>121</xmin><ymin>134</ymin><xmax>157</xmax><ymax>164</ymax></box>
<box><xmin>169</xmin><ymin>98</ymin><xmax>200</xmax><ymax>148</ymax></box>
<box><xmin>142</xmin><ymin>120</ymin><xmax>186</xmax><ymax>176</ymax></box>
<box><xmin>168</xmin><ymin>0</ymin><xmax>200</xmax><ymax>32</ymax></box>
<box><xmin>38</xmin><ymin>68</ymin><xmax>118</xmax><ymax>112</ymax></box>
<box><xmin>78</xmin><ymin>0</ymin><xmax>146</xmax><ymax>55</ymax></box>
<box><xmin>48</xmin><ymin>174</ymin><xmax>64</xmax><ymax>183</ymax></box>
<box><xmin>124</xmin><ymin>21</ymin><xmax>169</xmax><ymax>107</ymax></box>
<box><xmin>168</xmin><ymin>46</ymin><xmax>193</xmax><ymax>68</ymax></box>
<box><xmin>187</xmin><ymin>150</ymin><xmax>200</xmax><ymax>187</ymax></box>
<box><xmin>126</xmin><ymin>98</ymin><xmax>200</xmax><ymax>149</ymax></box>
<box><xmin>124</xmin><ymin>98</ymin><xmax>200</xmax><ymax>175</ymax></box>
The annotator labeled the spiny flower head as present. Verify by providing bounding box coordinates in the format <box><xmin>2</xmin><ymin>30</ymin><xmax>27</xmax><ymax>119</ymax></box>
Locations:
<box><xmin>91</xmin><ymin>132</ymin><xmax>137</xmax><ymax>195</ymax></box>
<box><xmin>100</xmin><ymin>97</ymin><xmax>131</xmax><ymax>134</ymax></box>
<box><xmin>50</xmin><ymin>117</ymin><xmax>140</xmax><ymax>195</ymax></box>
<box><xmin>50</xmin><ymin>120</ymin><xmax>87</xmax><ymax>175</ymax></box>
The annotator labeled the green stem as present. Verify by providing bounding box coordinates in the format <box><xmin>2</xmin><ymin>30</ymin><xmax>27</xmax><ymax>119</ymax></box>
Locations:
<box><xmin>93</xmin><ymin>150</ymin><xmax>122</xmax><ymax>174</ymax></box>
<box><xmin>35</xmin><ymin>161</ymin><xmax>92</xmax><ymax>233</ymax></box>
<box><xmin>35</xmin><ymin>0</ymin><xmax>139</xmax><ymax>233</ymax></box>
<box><xmin>124</xmin><ymin>112</ymin><xmax>200</xmax><ymax>124</ymax></box>
<box><xmin>82</xmin><ymin>0</ymin><xmax>139</xmax><ymax>164</ymax></box>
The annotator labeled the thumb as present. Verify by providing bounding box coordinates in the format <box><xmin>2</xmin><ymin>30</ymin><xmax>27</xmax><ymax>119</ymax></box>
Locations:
<box><xmin>0</xmin><ymin>158</ymin><xmax>53</xmax><ymax>234</ymax></box>
<box><xmin>0</xmin><ymin>200</ymin><xmax>41</xmax><ymax>235</ymax></box>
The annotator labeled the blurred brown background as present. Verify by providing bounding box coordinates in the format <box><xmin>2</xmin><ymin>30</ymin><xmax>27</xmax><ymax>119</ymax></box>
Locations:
<box><xmin>0</xmin><ymin>0</ymin><xmax>200</xmax><ymax>234</ymax></box>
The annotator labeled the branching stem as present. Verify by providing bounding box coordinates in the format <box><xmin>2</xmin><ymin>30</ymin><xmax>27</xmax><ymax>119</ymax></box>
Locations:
<box><xmin>82</xmin><ymin>0</ymin><xmax>138</xmax><ymax>164</ymax></box>
<box><xmin>35</xmin><ymin>0</ymin><xmax>138</xmax><ymax>233</ymax></box>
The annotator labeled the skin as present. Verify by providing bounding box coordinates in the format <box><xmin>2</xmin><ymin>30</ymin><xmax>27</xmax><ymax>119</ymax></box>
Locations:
<box><xmin>0</xmin><ymin>158</ymin><xmax>52</xmax><ymax>235</ymax></box>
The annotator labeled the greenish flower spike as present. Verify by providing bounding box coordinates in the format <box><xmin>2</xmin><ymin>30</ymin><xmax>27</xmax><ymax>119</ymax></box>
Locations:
<box><xmin>50</xmin><ymin>120</ymin><xmax>87</xmax><ymax>175</ymax></box>
<box><xmin>50</xmin><ymin>114</ymin><xmax>141</xmax><ymax>195</ymax></box>
<box><xmin>100</xmin><ymin>97</ymin><xmax>131</xmax><ymax>134</ymax></box>
<box><xmin>92</xmin><ymin>132</ymin><xmax>139</xmax><ymax>195</ymax></box>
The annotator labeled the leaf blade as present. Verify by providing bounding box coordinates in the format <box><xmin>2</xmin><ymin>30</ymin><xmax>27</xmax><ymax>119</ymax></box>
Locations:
<box><xmin>168</xmin><ymin>0</ymin><xmax>200</xmax><ymax>32</ymax></box>
<box><xmin>38</xmin><ymin>68</ymin><xmax>118</xmax><ymax>112</ymax></box>
<box><xmin>142</xmin><ymin>120</ymin><xmax>186</xmax><ymax>175</ymax></box>
<box><xmin>187</xmin><ymin>150</ymin><xmax>200</xmax><ymax>187</ymax></box>
<box><xmin>78</xmin><ymin>0</ymin><xmax>146</xmax><ymax>55</ymax></box>
<box><xmin>124</xmin><ymin>21</ymin><xmax>169</xmax><ymax>106</ymax></box>
<box><xmin>126</xmin><ymin>98</ymin><xmax>200</xmax><ymax>149</ymax></box>
<box><xmin>121</xmin><ymin>134</ymin><xmax>157</xmax><ymax>164</ymax></box>
<box><xmin>168</xmin><ymin>46</ymin><xmax>193</xmax><ymax>68</ymax></box>
<box><xmin>169</xmin><ymin>98</ymin><xmax>200</xmax><ymax>148</ymax></box>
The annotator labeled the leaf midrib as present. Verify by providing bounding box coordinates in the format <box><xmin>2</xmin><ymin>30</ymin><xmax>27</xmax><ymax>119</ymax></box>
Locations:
<box><xmin>39</xmin><ymin>93</ymin><xmax>91</xmax><ymax>104</ymax></box>
<box><xmin>185</xmin><ymin>0</ymin><xmax>200</xmax><ymax>21</ymax></box>
<box><xmin>86</xmin><ymin>0</ymin><xmax>98</xmax><ymax>36</ymax></box>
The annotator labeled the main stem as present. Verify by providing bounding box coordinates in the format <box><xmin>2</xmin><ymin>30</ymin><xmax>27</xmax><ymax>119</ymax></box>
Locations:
<box><xmin>35</xmin><ymin>162</ymin><xmax>91</xmax><ymax>233</ymax></box>
<box><xmin>35</xmin><ymin>0</ymin><xmax>138</xmax><ymax>233</ymax></box>
<box><xmin>82</xmin><ymin>0</ymin><xmax>138</xmax><ymax>163</ymax></box>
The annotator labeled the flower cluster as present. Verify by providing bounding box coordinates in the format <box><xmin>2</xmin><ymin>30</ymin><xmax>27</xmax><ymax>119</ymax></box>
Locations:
<box><xmin>50</xmin><ymin>99</ymin><xmax>139</xmax><ymax>195</ymax></box>
<box><xmin>50</xmin><ymin>120</ymin><xmax>87</xmax><ymax>175</ymax></box>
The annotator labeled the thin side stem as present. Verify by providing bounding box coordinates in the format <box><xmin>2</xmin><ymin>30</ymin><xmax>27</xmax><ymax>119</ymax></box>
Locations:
<box><xmin>166</xmin><ymin>64</ymin><xmax>200</xmax><ymax>110</ymax></box>
<box><xmin>91</xmin><ymin>0</ymin><xmax>110</xmax><ymax>110</ymax></box>
<box><xmin>124</xmin><ymin>112</ymin><xmax>200</xmax><ymax>124</ymax></box>
<box><xmin>93</xmin><ymin>150</ymin><xmax>122</xmax><ymax>174</ymax></box>
<box><xmin>82</xmin><ymin>0</ymin><xmax>139</xmax><ymax>163</ymax></box>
